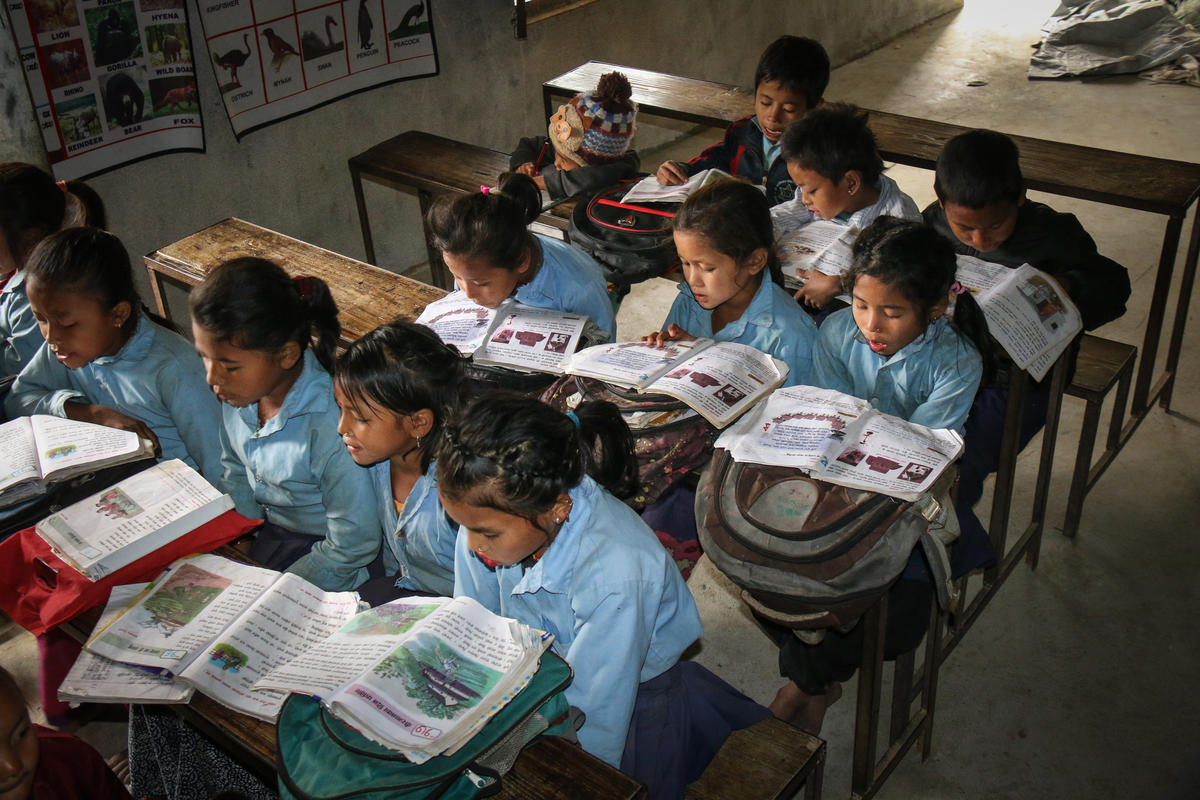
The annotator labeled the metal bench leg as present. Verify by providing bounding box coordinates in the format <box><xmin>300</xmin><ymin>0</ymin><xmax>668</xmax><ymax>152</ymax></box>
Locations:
<box><xmin>852</xmin><ymin>597</ymin><xmax>887</xmax><ymax>798</ymax></box>
<box><xmin>1107</xmin><ymin>361</ymin><xmax>1134</xmax><ymax>454</ymax></box>
<box><xmin>350</xmin><ymin>166</ymin><xmax>376</xmax><ymax>264</ymax></box>
<box><xmin>1064</xmin><ymin>396</ymin><xmax>1102</xmax><ymax>539</ymax></box>
<box><xmin>920</xmin><ymin>601</ymin><xmax>942</xmax><ymax>760</ymax></box>
<box><xmin>1161</xmin><ymin>207</ymin><xmax>1199</xmax><ymax>411</ymax></box>
<box><xmin>889</xmin><ymin>649</ymin><xmax>914</xmax><ymax>745</ymax></box>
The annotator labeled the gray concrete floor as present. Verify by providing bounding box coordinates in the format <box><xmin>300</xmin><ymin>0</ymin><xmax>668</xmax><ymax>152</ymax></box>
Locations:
<box><xmin>3</xmin><ymin>0</ymin><xmax>1198</xmax><ymax>796</ymax></box>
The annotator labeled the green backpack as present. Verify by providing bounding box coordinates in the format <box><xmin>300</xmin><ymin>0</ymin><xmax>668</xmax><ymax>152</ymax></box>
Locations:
<box><xmin>276</xmin><ymin>651</ymin><xmax>573</xmax><ymax>800</ymax></box>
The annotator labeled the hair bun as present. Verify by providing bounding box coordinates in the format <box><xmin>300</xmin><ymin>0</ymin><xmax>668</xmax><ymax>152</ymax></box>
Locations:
<box><xmin>593</xmin><ymin>71</ymin><xmax>634</xmax><ymax>113</ymax></box>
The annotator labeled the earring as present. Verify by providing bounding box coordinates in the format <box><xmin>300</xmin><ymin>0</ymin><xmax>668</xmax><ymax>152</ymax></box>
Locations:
<box><xmin>554</xmin><ymin>517</ymin><xmax>562</xmax><ymax>524</ymax></box>
<box><xmin>415</xmin><ymin>434</ymin><xmax>424</xmax><ymax>450</ymax></box>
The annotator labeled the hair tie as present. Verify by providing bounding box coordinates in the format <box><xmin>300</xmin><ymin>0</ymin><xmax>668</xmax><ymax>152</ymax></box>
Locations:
<box><xmin>480</xmin><ymin>185</ymin><xmax>505</xmax><ymax>198</ymax></box>
<box><xmin>566</xmin><ymin>410</ymin><xmax>581</xmax><ymax>429</ymax></box>
<box><xmin>950</xmin><ymin>281</ymin><xmax>966</xmax><ymax>295</ymax></box>
<box><xmin>56</xmin><ymin>179</ymin><xmax>68</xmax><ymax>194</ymax></box>
<box><xmin>293</xmin><ymin>275</ymin><xmax>314</xmax><ymax>300</ymax></box>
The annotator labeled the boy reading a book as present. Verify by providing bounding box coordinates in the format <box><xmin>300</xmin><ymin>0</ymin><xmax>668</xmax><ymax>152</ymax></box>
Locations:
<box><xmin>922</xmin><ymin>129</ymin><xmax>1132</xmax><ymax>574</ymax></box>
<box><xmin>655</xmin><ymin>35</ymin><xmax>831</xmax><ymax>206</ymax></box>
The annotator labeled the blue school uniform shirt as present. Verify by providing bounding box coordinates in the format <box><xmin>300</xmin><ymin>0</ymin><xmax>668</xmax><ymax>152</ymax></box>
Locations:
<box><xmin>515</xmin><ymin>234</ymin><xmax>615</xmax><ymax>340</ymax></box>
<box><xmin>219</xmin><ymin>350</ymin><xmax>379</xmax><ymax>591</ymax></box>
<box><xmin>663</xmin><ymin>275</ymin><xmax>817</xmax><ymax>386</ymax></box>
<box><xmin>368</xmin><ymin>459</ymin><xmax>456</xmax><ymax>596</ymax></box>
<box><xmin>453</xmin><ymin>476</ymin><xmax>702</xmax><ymax>767</ymax></box>
<box><xmin>0</xmin><ymin>270</ymin><xmax>42</xmax><ymax>377</ymax></box>
<box><xmin>811</xmin><ymin>308</ymin><xmax>982</xmax><ymax>433</ymax></box>
<box><xmin>3</xmin><ymin>312</ymin><xmax>223</xmax><ymax>481</ymax></box>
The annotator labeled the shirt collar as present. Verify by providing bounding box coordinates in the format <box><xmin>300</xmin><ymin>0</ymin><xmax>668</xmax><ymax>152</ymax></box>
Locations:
<box><xmin>93</xmin><ymin>311</ymin><xmax>154</xmax><ymax>366</ymax></box>
<box><xmin>1</xmin><ymin>269</ymin><xmax>26</xmax><ymax>294</ymax></box>
<box><xmin>679</xmin><ymin>274</ymin><xmax>778</xmax><ymax>339</ymax></box>
<box><xmin>236</xmin><ymin>349</ymin><xmax>327</xmax><ymax>435</ymax></box>
<box><xmin>510</xmin><ymin>477</ymin><xmax>597</xmax><ymax>595</ymax></box>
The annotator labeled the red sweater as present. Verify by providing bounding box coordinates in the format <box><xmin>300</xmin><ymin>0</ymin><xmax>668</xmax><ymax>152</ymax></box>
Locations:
<box><xmin>32</xmin><ymin>725</ymin><xmax>133</xmax><ymax>800</ymax></box>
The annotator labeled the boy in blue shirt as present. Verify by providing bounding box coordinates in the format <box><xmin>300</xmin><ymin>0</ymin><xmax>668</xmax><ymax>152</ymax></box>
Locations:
<box><xmin>923</xmin><ymin>129</ymin><xmax>1131</xmax><ymax>573</ymax></box>
<box><xmin>656</xmin><ymin>35</ymin><xmax>830</xmax><ymax>206</ymax></box>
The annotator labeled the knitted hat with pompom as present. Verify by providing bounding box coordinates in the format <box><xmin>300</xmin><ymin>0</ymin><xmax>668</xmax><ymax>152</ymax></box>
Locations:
<box><xmin>548</xmin><ymin>71</ymin><xmax>638</xmax><ymax>167</ymax></box>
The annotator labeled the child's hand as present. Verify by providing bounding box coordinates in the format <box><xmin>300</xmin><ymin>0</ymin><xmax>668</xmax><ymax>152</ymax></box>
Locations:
<box><xmin>514</xmin><ymin>162</ymin><xmax>537</xmax><ymax>177</ymax></box>
<box><xmin>64</xmin><ymin>402</ymin><xmax>162</xmax><ymax>456</ymax></box>
<box><xmin>656</xmin><ymin>161</ymin><xmax>689</xmax><ymax>185</ymax></box>
<box><xmin>533</xmin><ymin>174</ymin><xmax>548</xmax><ymax>191</ymax></box>
<box><xmin>640</xmin><ymin>324</ymin><xmax>696</xmax><ymax>348</ymax></box>
<box><xmin>793</xmin><ymin>271</ymin><xmax>842</xmax><ymax>310</ymax></box>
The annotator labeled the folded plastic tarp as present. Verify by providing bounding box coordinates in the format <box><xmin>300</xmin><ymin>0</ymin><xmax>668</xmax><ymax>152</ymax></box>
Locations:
<box><xmin>1030</xmin><ymin>0</ymin><xmax>1200</xmax><ymax>78</ymax></box>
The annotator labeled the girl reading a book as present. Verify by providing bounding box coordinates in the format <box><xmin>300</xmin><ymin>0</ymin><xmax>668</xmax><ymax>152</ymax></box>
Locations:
<box><xmin>189</xmin><ymin>258</ymin><xmax>378</xmax><ymax>592</ymax></box>
<box><xmin>769</xmin><ymin>103</ymin><xmax>922</xmax><ymax>309</ymax></box>
<box><xmin>644</xmin><ymin>178</ymin><xmax>817</xmax><ymax>386</ymax></box>
<box><xmin>440</xmin><ymin>393</ymin><xmax>767</xmax><ymax>796</ymax></box>
<box><xmin>333</xmin><ymin>320</ymin><xmax>465</xmax><ymax>601</ymax></box>
<box><xmin>426</xmin><ymin>173</ymin><xmax>616</xmax><ymax>340</ymax></box>
<box><xmin>1</xmin><ymin>162</ymin><xmax>106</xmax><ymax>380</ymax></box>
<box><xmin>768</xmin><ymin>216</ymin><xmax>987</xmax><ymax>735</ymax></box>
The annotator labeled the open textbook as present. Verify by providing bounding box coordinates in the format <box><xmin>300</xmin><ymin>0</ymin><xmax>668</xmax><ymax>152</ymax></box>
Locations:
<box><xmin>716</xmin><ymin>385</ymin><xmax>964</xmax><ymax>502</ymax></box>
<box><xmin>955</xmin><ymin>255</ymin><xmax>1082</xmax><ymax>381</ymax></box>
<box><xmin>35</xmin><ymin>460</ymin><xmax>234</xmax><ymax>581</ymax></box>
<box><xmin>778</xmin><ymin>220</ymin><xmax>857</xmax><ymax>288</ymax></box>
<box><xmin>59</xmin><ymin>583</ymin><xmax>194</xmax><ymax>706</ymax></box>
<box><xmin>0</xmin><ymin>415</ymin><xmax>155</xmax><ymax>508</ymax></box>
<box><xmin>562</xmin><ymin>340</ymin><xmax>788</xmax><ymax>428</ymax></box>
<box><xmin>255</xmin><ymin>595</ymin><xmax>552</xmax><ymax>762</ymax></box>
<box><xmin>415</xmin><ymin>294</ymin><xmax>590</xmax><ymax>375</ymax></box>
<box><xmin>84</xmin><ymin>553</ymin><xmax>362</xmax><ymax>721</ymax></box>
<box><xmin>619</xmin><ymin>168</ymin><xmax>731</xmax><ymax>204</ymax></box>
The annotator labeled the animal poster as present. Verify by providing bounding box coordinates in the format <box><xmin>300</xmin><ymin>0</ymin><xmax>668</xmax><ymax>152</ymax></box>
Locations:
<box><xmin>7</xmin><ymin>0</ymin><xmax>205</xmax><ymax>179</ymax></box>
<box><xmin>198</xmin><ymin>0</ymin><xmax>438</xmax><ymax>136</ymax></box>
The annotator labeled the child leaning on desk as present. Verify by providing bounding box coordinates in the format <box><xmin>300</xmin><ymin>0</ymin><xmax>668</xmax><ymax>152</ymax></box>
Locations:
<box><xmin>921</xmin><ymin>129</ymin><xmax>1132</xmax><ymax>576</ymax></box>
<box><xmin>656</xmin><ymin>35</ymin><xmax>831</xmax><ymax>206</ymax></box>
<box><xmin>510</xmin><ymin>71</ymin><xmax>640</xmax><ymax>201</ymax></box>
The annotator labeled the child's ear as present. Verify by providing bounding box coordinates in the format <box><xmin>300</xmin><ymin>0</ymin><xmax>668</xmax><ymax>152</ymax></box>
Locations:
<box><xmin>405</xmin><ymin>408</ymin><xmax>435</xmax><ymax>439</ymax></box>
<box><xmin>109</xmin><ymin>300</ymin><xmax>133</xmax><ymax>328</ymax></box>
<box><xmin>929</xmin><ymin>296</ymin><xmax>950</xmax><ymax>322</ymax></box>
<box><xmin>550</xmin><ymin>492</ymin><xmax>573</xmax><ymax>524</ymax></box>
<box><xmin>744</xmin><ymin>246</ymin><xmax>769</xmax><ymax>276</ymax></box>
<box><xmin>276</xmin><ymin>340</ymin><xmax>303</xmax><ymax>370</ymax></box>
<box><xmin>843</xmin><ymin>170</ymin><xmax>863</xmax><ymax>196</ymax></box>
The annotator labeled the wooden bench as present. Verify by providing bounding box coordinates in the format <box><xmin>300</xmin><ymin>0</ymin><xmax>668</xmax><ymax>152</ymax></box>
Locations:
<box><xmin>544</xmin><ymin>60</ymin><xmax>1200</xmax><ymax>429</ymax></box>
<box><xmin>348</xmin><ymin>130</ymin><xmax>578</xmax><ymax>290</ymax></box>
<box><xmin>687</xmin><ymin>717</ymin><xmax>825</xmax><ymax>800</ymax></box>
<box><xmin>143</xmin><ymin>217</ymin><xmax>445</xmax><ymax>345</ymax></box>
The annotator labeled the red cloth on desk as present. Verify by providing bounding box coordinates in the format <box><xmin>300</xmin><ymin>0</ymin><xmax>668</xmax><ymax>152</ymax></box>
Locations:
<box><xmin>32</xmin><ymin>724</ymin><xmax>134</xmax><ymax>799</ymax></box>
<box><xmin>0</xmin><ymin>510</ymin><xmax>260</xmax><ymax>636</ymax></box>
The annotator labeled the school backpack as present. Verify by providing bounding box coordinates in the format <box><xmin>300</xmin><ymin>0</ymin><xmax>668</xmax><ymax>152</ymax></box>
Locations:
<box><xmin>695</xmin><ymin>448</ymin><xmax>958</xmax><ymax>633</ymax></box>
<box><xmin>276</xmin><ymin>650</ymin><xmax>573</xmax><ymax>800</ymax></box>
<box><xmin>567</xmin><ymin>181</ymin><xmax>679</xmax><ymax>293</ymax></box>
<box><xmin>540</xmin><ymin>375</ymin><xmax>718</xmax><ymax>509</ymax></box>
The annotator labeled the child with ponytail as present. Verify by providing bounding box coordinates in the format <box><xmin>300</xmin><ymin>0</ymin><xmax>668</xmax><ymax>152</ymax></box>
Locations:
<box><xmin>189</xmin><ymin>258</ymin><xmax>378</xmax><ymax>592</ymax></box>
<box><xmin>427</xmin><ymin>173</ymin><xmax>616</xmax><ymax>339</ymax></box>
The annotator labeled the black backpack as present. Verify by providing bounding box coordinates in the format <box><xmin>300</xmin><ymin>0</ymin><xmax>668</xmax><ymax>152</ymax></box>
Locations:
<box><xmin>567</xmin><ymin>181</ymin><xmax>679</xmax><ymax>292</ymax></box>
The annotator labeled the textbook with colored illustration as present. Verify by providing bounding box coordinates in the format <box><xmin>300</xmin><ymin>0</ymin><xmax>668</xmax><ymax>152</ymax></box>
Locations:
<box><xmin>0</xmin><ymin>415</ymin><xmax>156</xmax><ymax>508</ymax></box>
<box><xmin>81</xmin><ymin>554</ymin><xmax>552</xmax><ymax>761</ymax></box>
<box><xmin>415</xmin><ymin>293</ymin><xmax>592</xmax><ymax>375</ymax></box>
<box><xmin>715</xmin><ymin>385</ymin><xmax>964</xmax><ymax>501</ymax></box>
<box><xmin>560</xmin><ymin>339</ymin><xmax>788</xmax><ymax>428</ymax></box>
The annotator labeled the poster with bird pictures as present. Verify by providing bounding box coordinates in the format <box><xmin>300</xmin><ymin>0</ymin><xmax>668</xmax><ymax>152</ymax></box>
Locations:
<box><xmin>197</xmin><ymin>0</ymin><xmax>438</xmax><ymax>136</ymax></box>
<box><xmin>7</xmin><ymin>0</ymin><xmax>205</xmax><ymax>179</ymax></box>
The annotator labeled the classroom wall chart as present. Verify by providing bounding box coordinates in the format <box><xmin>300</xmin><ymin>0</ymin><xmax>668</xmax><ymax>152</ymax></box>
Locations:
<box><xmin>7</xmin><ymin>0</ymin><xmax>205</xmax><ymax>179</ymax></box>
<box><xmin>197</xmin><ymin>0</ymin><xmax>438</xmax><ymax>136</ymax></box>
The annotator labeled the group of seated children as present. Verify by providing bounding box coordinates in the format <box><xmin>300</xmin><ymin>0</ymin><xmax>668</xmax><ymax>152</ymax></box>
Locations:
<box><xmin>0</xmin><ymin>29</ymin><xmax>1132</xmax><ymax>800</ymax></box>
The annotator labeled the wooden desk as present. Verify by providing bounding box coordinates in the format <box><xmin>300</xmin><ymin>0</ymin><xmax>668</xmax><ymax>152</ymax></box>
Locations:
<box><xmin>545</xmin><ymin>60</ymin><xmax>1200</xmax><ymax>428</ymax></box>
<box><xmin>348</xmin><ymin>130</ymin><xmax>578</xmax><ymax>289</ymax></box>
<box><xmin>143</xmin><ymin>217</ymin><xmax>445</xmax><ymax>344</ymax></box>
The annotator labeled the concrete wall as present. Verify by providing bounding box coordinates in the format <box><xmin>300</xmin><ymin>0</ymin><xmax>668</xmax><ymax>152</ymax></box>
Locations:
<box><xmin>3</xmin><ymin>0</ymin><xmax>961</xmax><ymax>293</ymax></box>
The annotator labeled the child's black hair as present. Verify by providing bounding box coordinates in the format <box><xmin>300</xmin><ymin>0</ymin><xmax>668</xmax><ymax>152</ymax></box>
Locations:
<box><xmin>933</xmin><ymin>129</ymin><xmax>1023</xmax><ymax>209</ymax></box>
<box><xmin>334</xmin><ymin>320</ymin><xmax>466</xmax><ymax>472</ymax></box>
<box><xmin>189</xmin><ymin>257</ymin><xmax>341</xmax><ymax>372</ymax></box>
<box><xmin>0</xmin><ymin>164</ymin><xmax>106</xmax><ymax>269</ymax></box>
<box><xmin>24</xmin><ymin>227</ymin><xmax>174</xmax><ymax>332</ymax></box>
<box><xmin>673</xmin><ymin>178</ymin><xmax>783</xmax><ymax>287</ymax></box>
<box><xmin>780</xmin><ymin>103</ymin><xmax>884</xmax><ymax>188</ymax></box>
<box><xmin>437</xmin><ymin>392</ymin><xmax>637</xmax><ymax>520</ymax></box>
<box><xmin>844</xmin><ymin>216</ymin><xmax>994</xmax><ymax>381</ymax></box>
<box><xmin>427</xmin><ymin>173</ymin><xmax>541</xmax><ymax>271</ymax></box>
<box><xmin>754</xmin><ymin>35</ymin><xmax>831</xmax><ymax>111</ymax></box>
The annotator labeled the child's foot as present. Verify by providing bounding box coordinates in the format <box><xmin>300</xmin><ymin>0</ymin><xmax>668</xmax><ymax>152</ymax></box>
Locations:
<box><xmin>768</xmin><ymin>681</ymin><xmax>842</xmax><ymax>735</ymax></box>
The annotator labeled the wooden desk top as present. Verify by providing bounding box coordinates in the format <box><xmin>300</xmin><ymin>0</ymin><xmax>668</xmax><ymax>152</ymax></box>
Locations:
<box><xmin>546</xmin><ymin>60</ymin><xmax>1200</xmax><ymax>216</ymax></box>
<box><xmin>144</xmin><ymin>217</ymin><xmax>445</xmax><ymax>344</ymax></box>
<box><xmin>348</xmin><ymin>130</ymin><xmax>577</xmax><ymax>227</ymax></box>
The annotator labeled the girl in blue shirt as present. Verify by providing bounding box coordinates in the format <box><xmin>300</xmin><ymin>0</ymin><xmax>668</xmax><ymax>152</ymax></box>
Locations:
<box><xmin>441</xmin><ymin>394</ymin><xmax>758</xmax><ymax>792</ymax></box>
<box><xmin>189</xmin><ymin>258</ymin><xmax>378</xmax><ymax>592</ymax></box>
<box><xmin>333</xmin><ymin>320</ymin><xmax>465</xmax><ymax>601</ymax></box>
<box><xmin>426</xmin><ymin>173</ymin><xmax>616</xmax><ymax>340</ymax></box>
<box><xmin>0</xmin><ymin>163</ymin><xmax>106</xmax><ymax>380</ymax></box>
<box><xmin>770</xmin><ymin>216</ymin><xmax>988</xmax><ymax>734</ymax></box>
<box><xmin>648</xmin><ymin>178</ymin><xmax>817</xmax><ymax>386</ymax></box>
